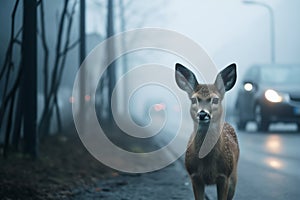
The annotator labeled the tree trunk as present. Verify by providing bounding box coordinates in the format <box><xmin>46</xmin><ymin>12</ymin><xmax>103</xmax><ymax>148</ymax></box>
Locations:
<box><xmin>79</xmin><ymin>0</ymin><xmax>86</xmax><ymax>120</ymax></box>
<box><xmin>79</xmin><ymin>0</ymin><xmax>86</xmax><ymax>67</ymax></box>
<box><xmin>12</xmin><ymin>90</ymin><xmax>23</xmax><ymax>151</ymax></box>
<box><xmin>3</xmin><ymin>92</ymin><xmax>16</xmax><ymax>158</ymax></box>
<box><xmin>39</xmin><ymin>0</ymin><xmax>49</xmax><ymax>116</ymax></box>
<box><xmin>119</xmin><ymin>0</ymin><xmax>128</xmax><ymax>114</ymax></box>
<box><xmin>106</xmin><ymin>0</ymin><xmax>116</xmax><ymax>124</ymax></box>
<box><xmin>21</xmin><ymin>0</ymin><xmax>37</xmax><ymax>157</ymax></box>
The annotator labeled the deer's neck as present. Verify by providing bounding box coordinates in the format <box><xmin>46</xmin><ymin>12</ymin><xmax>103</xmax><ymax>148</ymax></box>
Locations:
<box><xmin>192</xmin><ymin>122</ymin><xmax>223</xmax><ymax>157</ymax></box>
<box><xmin>193</xmin><ymin>124</ymin><xmax>209</xmax><ymax>148</ymax></box>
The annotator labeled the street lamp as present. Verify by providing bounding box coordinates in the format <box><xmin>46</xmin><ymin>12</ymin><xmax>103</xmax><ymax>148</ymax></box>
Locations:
<box><xmin>243</xmin><ymin>0</ymin><xmax>275</xmax><ymax>64</ymax></box>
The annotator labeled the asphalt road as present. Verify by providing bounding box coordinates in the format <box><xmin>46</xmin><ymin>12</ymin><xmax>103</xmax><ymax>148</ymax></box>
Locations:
<box><xmin>74</xmin><ymin>122</ymin><xmax>300</xmax><ymax>200</ymax></box>
<box><xmin>188</xmin><ymin>123</ymin><xmax>300</xmax><ymax>200</ymax></box>
<box><xmin>232</xmin><ymin>125</ymin><xmax>300</xmax><ymax>200</ymax></box>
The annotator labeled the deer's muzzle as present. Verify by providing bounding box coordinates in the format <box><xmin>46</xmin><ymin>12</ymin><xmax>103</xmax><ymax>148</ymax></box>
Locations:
<box><xmin>197</xmin><ymin>110</ymin><xmax>211</xmax><ymax>123</ymax></box>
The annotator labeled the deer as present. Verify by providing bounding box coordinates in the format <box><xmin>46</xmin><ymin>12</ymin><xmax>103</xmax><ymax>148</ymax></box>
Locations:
<box><xmin>175</xmin><ymin>63</ymin><xmax>239</xmax><ymax>200</ymax></box>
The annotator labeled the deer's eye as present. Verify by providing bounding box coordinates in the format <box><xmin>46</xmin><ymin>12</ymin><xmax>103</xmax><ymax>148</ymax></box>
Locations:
<box><xmin>191</xmin><ymin>98</ymin><xmax>197</xmax><ymax>104</ymax></box>
<box><xmin>212</xmin><ymin>97</ymin><xmax>219</xmax><ymax>104</ymax></box>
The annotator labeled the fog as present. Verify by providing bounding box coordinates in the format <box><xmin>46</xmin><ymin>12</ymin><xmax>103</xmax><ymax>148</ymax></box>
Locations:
<box><xmin>1</xmin><ymin>1</ymin><xmax>300</xmax><ymax>197</ymax></box>
<box><xmin>1</xmin><ymin>0</ymin><xmax>299</xmax><ymax>135</ymax></box>
<box><xmin>85</xmin><ymin>0</ymin><xmax>300</xmax><ymax>115</ymax></box>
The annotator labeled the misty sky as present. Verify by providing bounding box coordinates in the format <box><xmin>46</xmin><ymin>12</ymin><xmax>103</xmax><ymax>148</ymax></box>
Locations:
<box><xmin>1</xmin><ymin>0</ymin><xmax>299</xmax><ymax>114</ymax></box>
<box><xmin>84</xmin><ymin>0</ymin><xmax>300</xmax><ymax>111</ymax></box>
<box><xmin>86</xmin><ymin>0</ymin><xmax>300</xmax><ymax>79</ymax></box>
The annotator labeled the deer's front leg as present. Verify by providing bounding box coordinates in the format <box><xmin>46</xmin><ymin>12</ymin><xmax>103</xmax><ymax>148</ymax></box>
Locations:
<box><xmin>191</xmin><ymin>174</ymin><xmax>205</xmax><ymax>200</ymax></box>
<box><xmin>216</xmin><ymin>175</ymin><xmax>229</xmax><ymax>200</ymax></box>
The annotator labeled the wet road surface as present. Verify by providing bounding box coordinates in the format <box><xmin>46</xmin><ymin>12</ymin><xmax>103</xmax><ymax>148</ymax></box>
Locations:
<box><xmin>73</xmin><ymin>123</ymin><xmax>300</xmax><ymax>200</ymax></box>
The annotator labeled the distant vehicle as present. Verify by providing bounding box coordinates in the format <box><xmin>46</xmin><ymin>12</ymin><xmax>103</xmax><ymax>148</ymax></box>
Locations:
<box><xmin>236</xmin><ymin>64</ymin><xmax>300</xmax><ymax>131</ymax></box>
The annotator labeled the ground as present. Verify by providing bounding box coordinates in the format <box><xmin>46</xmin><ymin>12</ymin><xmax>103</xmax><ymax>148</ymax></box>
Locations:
<box><xmin>73</xmin><ymin>160</ymin><xmax>194</xmax><ymax>200</ymax></box>
<box><xmin>0</xmin><ymin>126</ymin><xmax>196</xmax><ymax>200</ymax></box>
<box><xmin>0</xmin><ymin>132</ymin><xmax>115</xmax><ymax>200</ymax></box>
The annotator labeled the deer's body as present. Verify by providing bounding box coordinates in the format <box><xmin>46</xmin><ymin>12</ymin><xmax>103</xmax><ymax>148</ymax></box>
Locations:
<box><xmin>186</xmin><ymin>122</ymin><xmax>239</xmax><ymax>200</ymax></box>
<box><xmin>175</xmin><ymin>63</ymin><xmax>239</xmax><ymax>200</ymax></box>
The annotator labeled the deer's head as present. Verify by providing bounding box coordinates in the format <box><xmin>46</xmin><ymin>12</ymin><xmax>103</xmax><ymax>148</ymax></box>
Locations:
<box><xmin>175</xmin><ymin>63</ymin><xmax>236</xmax><ymax>126</ymax></box>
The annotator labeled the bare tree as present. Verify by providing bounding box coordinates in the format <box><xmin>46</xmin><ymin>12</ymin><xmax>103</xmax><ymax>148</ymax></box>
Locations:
<box><xmin>21</xmin><ymin>0</ymin><xmax>38</xmax><ymax>157</ymax></box>
<box><xmin>39</xmin><ymin>0</ymin><xmax>79</xmax><ymax>135</ymax></box>
<box><xmin>106</xmin><ymin>0</ymin><xmax>116</xmax><ymax>124</ymax></box>
<box><xmin>1</xmin><ymin>0</ymin><xmax>81</xmax><ymax>157</ymax></box>
<box><xmin>39</xmin><ymin>0</ymin><xmax>49</xmax><ymax>113</ymax></box>
<box><xmin>79</xmin><ymin>0</ymin><xmax>86</xmax><ymax>118</ymax></box>
<box><xmin>79</xmin><ymin>0</ymin><xmax>86</xmax><ymax>65</ymax></box>
<box><xmin>0</xmin><ymin>0</ymin><xmax>23</xmax><ymax>157</ymax></box>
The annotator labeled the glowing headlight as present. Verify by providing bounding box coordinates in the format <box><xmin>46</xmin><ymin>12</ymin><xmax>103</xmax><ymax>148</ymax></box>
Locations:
<box><xmin>244</xmin><ymin>83</ymin><xmax>253</xmax><ymax>91</ymax></box>
<box><xmin>265</xmin><ymin>89</ymin><xmax>283</xmax><ymax>103</ymax></box>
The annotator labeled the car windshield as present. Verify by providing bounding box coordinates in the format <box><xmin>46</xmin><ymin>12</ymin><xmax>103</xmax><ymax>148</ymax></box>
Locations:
<box><xmin>260</xmin><ymin>66</ymin><xmax>300</xmax><ymax>85</ymax></box>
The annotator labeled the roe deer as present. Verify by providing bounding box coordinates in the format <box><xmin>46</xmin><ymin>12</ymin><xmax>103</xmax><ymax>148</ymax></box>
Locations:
<box><xmin>175</xmin><ymin>63</ymin><xmax>239</xmax><ymax>200</ymax></box>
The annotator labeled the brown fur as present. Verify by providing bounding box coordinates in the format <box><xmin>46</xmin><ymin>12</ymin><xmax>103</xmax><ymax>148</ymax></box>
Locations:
<box><xmin>175</xmin><ymin>63</ymin><xmax>239</xmax><ymax>200</ymax></box>
<box><xmin>185</xmin><ymin>122</ymin><xmax>239</xmax><ymax>200</ymax></box>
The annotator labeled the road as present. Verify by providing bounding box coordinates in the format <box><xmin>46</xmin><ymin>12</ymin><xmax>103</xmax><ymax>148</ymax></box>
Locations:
<box><xmin>191</xmin><ymin>124</ymin><xmax>300</xmax><ymax>199</ymax></box>
<box><xmin>232</xmin><ymin>125</ymin><xmax>300</xmax><ymax>200</ymax></box>
<box><xmin>74</xmin><ymin>122</ymin><xmax>300</xmax><ymax>200</ymax></box>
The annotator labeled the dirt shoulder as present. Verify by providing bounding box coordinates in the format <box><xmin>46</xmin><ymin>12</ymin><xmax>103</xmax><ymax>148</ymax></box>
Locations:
<box><xmin>0</xmin><ymin>131</ymin><xmax>115</xmax><ymax>200</ymax></box>
<box><xmin>72</xmin><ymin>159</ymin><xmax>193</xmax><ymax>200</ymax></box>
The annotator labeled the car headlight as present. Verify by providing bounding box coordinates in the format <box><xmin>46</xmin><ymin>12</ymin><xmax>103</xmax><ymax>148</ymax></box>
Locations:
<box><xmin>244</xmin><ymin>83</ymin><xmax>253</xmax><ymax>91</ymax></box>
<box><xmin>264</xmin><ymin>89</ymin><xmax>283</xmax><ymax>103</ymax></box>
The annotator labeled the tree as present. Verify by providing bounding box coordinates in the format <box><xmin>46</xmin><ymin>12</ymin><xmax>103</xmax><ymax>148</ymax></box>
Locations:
<box><xmin>79</xmin><ymin>0</ymin><xmax>86</xmax><ymax>114</ymax></box>
<box><xmin>0</xmin><ymin>0</ymin><xmax>22</xmax><ymax>157</ymax></box>
<box><xmin>94</xmin><ymin>0</ymin><xmax>117</xmax><ymax>125</ymax></box>
<box><xmin>21</xmin><ymin>0</ymin><xmax>38</xmax><ymax>157</ymax></box>
<box><xmin>79</xmin><ymin>0</ymin><xmax>86</xmax><ymax>65</ymax></box>
<box><xmin>39</xmin><ymin>0</ymin><xmax>79</xmax><ymax>135</ymax></box>
<box><xmin>1</xmin><ymin>0</ymin><xmax>82</xmax><ymax>157</ymax></box>
<box><xmin>106</xmin><ymin>0</ymin><xmax>116</xmax><ymax>124</ymax></box>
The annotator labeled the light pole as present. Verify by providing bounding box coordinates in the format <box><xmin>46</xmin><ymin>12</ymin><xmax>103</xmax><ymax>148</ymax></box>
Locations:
<box><xmin>243</xmin><ymin>0</ymin><xmax>275</xmax><ymax>64</ymax></box>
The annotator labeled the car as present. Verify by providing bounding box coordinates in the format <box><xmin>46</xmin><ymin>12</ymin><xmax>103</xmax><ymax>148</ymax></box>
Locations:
<box><xmin>235</xmin><ymin>64</ymin><xmax>300</xmax><ymax>131</ymax></box>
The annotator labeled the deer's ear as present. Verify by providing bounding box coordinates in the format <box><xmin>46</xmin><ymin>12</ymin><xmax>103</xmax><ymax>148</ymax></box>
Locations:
<box><xmin>175</xmin><ymin>63</ymin><xmax>198</xmax><ymax>95</ymax></box>
<box><xmin>214</xmin><ymin>63</ymin><xmax>237</xmax><ymax>94</ymax></box>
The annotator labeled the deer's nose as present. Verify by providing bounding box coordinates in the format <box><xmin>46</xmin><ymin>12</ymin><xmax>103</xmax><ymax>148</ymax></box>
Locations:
<box><xmin>197</xmin><ymin>110</ymin><xmax>211</xmax><ymax>122</ymax></box>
